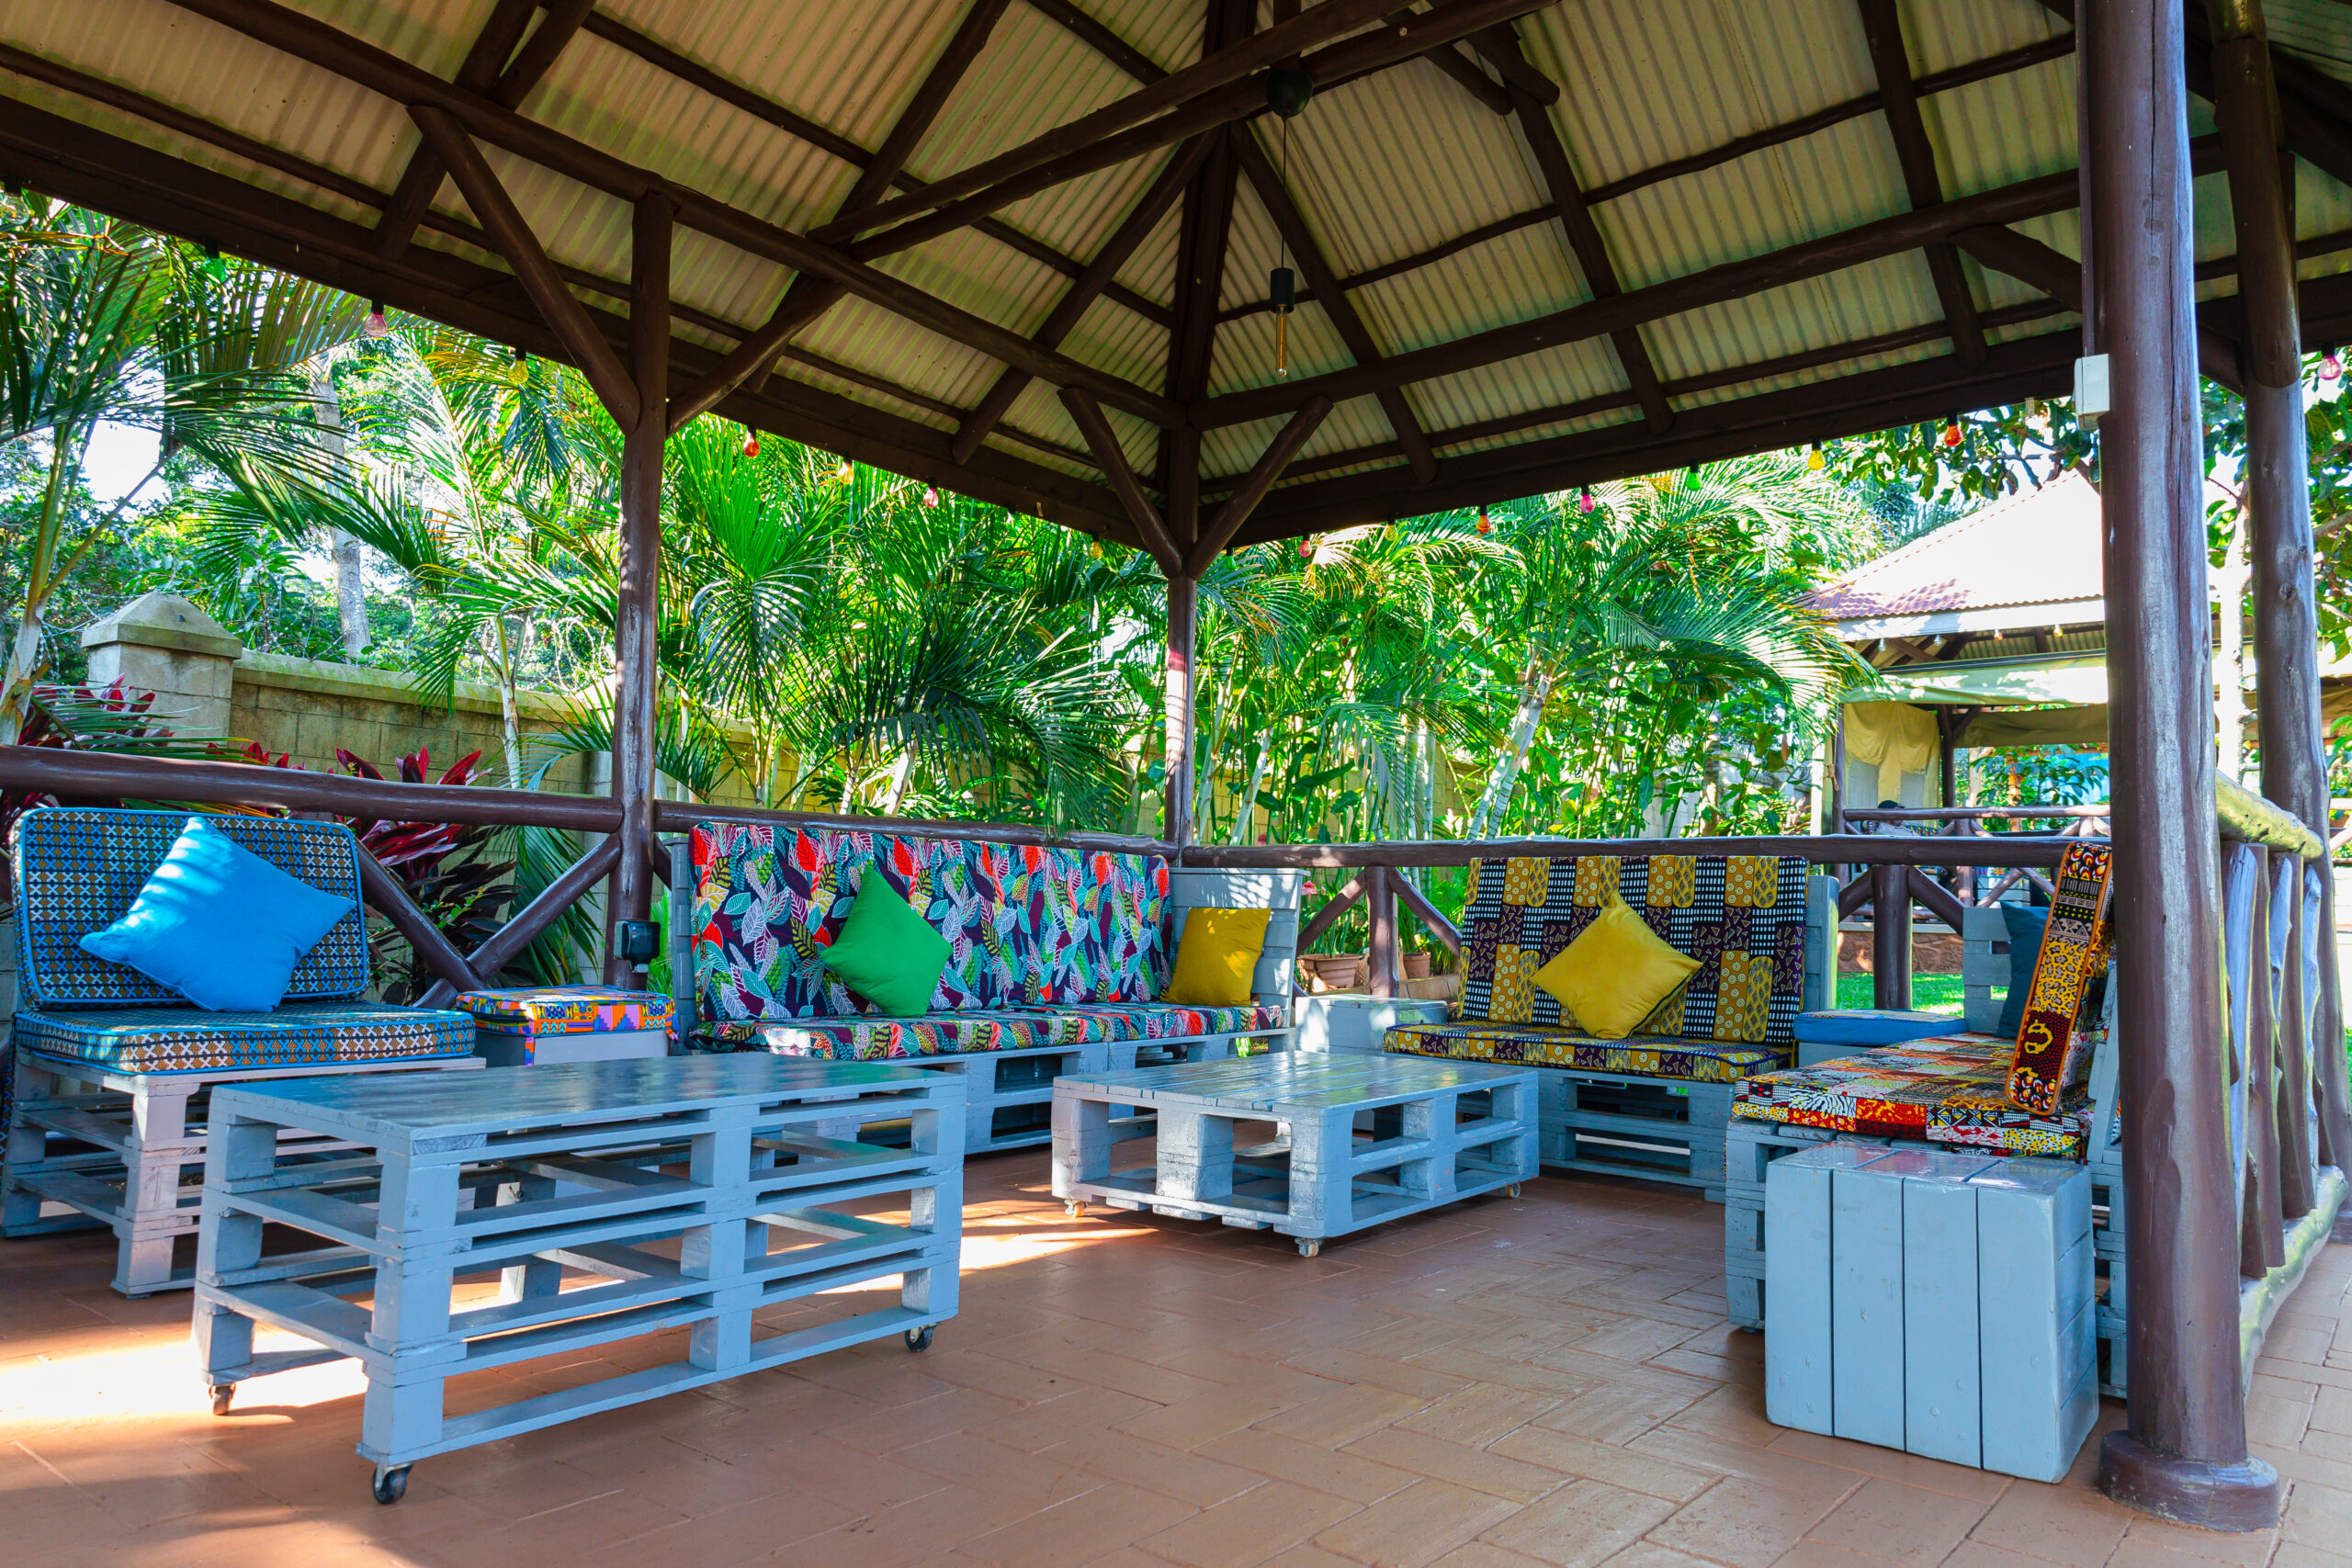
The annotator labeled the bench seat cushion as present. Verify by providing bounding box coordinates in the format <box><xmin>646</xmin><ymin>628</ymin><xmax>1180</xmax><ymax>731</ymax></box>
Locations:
<box><xmin>1731</xmin><ymin>1032</ymin><xmax>2091</xmax><ymax>1159</ymax></box>
<box><xmin>708</xmin><ymin>1000</ymin><xmax>1290</xmax><ymax>1060</ymax></box>
<box><xmin>1384</xmin><ymin>1020</ymin><xmax>1784</xmax><ymax>1083</ymax></box>
<box><xmin>14</xmin><ymin>1000</ymin><xmax>477</xmax><ymax>1075</ymax></box>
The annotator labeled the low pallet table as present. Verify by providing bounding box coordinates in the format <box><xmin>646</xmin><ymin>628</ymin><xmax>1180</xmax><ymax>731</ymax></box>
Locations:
<box><xmin>192</xmin><ymin>1055</ymin><xmax>964</xmax><ymax>1503</ymax></box>
<box><xmin>1051</xmin><ymin>1054</ymin><xmax>1536</xmax><ymax>1257</ymax></box>
<box><xmin>3</xmin><ymin>1047</ymin><xmax>482</xmax><ymax>1297</ymax></box>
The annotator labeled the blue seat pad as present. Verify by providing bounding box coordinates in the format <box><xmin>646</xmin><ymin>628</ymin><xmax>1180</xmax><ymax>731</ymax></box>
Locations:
<box><xmin>15</xmin><ymin>1000</ymin><xmax>477</xmax><ymax>1076</ymax></box>
<box><xmin>1792</xmin><ymin>1009</ymin><xmax>1961</xmax><ymax>1047</ymax></box>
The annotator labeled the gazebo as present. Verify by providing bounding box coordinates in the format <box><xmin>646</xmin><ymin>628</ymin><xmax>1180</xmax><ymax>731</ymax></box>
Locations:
<box><xmin>0</xmin><ymin>0</ymin><xmax>2346</xmax><ymax>1531</ymax></box>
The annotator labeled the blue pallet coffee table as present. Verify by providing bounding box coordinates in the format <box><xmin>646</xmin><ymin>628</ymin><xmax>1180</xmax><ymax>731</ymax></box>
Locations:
<box><xmin>191</xmin><ymin>1055</ymin><xmax>965</xmax><ymax>1503</ymax></box>
<box><xmin>1052</xmin><ymin>1054</ymin><xmax>1536</xmax><ymax>1256</ymax></box>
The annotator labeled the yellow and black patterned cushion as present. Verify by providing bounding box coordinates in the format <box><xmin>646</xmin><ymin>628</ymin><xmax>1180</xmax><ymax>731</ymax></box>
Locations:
<box><xmin>1386</xmin><ymin>1020</ymin><xmax>1784</xmax><ymax>1084</ymax></box>
<box><xmin>14</xmin><ymin>1000</ymin><xmax>475</xmax><ymax>1075</ymax></box>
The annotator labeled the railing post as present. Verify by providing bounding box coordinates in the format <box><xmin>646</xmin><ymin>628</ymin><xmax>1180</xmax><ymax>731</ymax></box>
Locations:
<box><xmin>1165</xmin><ymin>572</ymin><xmax>1197</xmax><ymax>852</ymax></box>
<box><xmin>1366</xmin><ymin>864</ymin><xmax>1397</xmax><ymax>1000</ymax></box>
<box><xmin>1871</xmin><ymin>862</ymin><xmax>1912</xmax><ymax>1010</ymax></box>
<box><xmin>2242</xmin><ymin>847</ymin><xmax>2284</xmax><ymax>1278</ymax></box>
<box><xmin>2275</xmin><ymin>852</ymin><xmax>2315</xmax><ymax>1218</ymax></box>
<box><xmin>2090</xmin><ymin>0</ymin><xmax>2278</xmax><ymax>1528</ymax></box>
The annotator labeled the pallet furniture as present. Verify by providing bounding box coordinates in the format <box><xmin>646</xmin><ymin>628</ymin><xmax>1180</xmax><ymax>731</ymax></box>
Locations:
<box><xmin>192</xmin><ymin>1055</ymin><xmax>963</xmax><ymax>1503</ymax></box>
<box><xmin>686</xmin><ymin>826</ymin><xmax>1302</xmax><ymax>1154</ymax></box>
<box><xmin>1296</xmin><ymin>995</ymin><xmax>1447</xmax><ymax>1055</ymax></box>
<box><xmin>1382</xmin><ymin>859</ymin><xmax>1836</xmax><ymax>1196</ymax></box>
<box><xmin>1051</xmin><ymin>1054</ymin><xmax>1535</xmax><ymax>1257</ymax></box>
<box><xmin>4</xmin><ymin>806</ymin><xmax>480</xmax><ymax>1294</ymax></box>
<box><xmin>1763</xmin><ymin>1143</ymin><xmax>2096</xmax><ymax>1483</ymax></box>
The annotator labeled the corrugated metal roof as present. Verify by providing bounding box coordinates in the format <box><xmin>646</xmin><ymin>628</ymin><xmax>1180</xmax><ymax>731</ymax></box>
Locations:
<box><xmin>1809</xmin><ymin>468</ymin><xmax>2105</xmax><ymax>621</ymax></box>
<box><xmin>1</xmin><ymin>0</ymin><xmax>2345</xmax><ymax>533</ymax></box>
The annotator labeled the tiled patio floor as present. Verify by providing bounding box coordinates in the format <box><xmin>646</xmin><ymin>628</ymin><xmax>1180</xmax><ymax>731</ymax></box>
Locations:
<box><xmin>3</xmin><ymin>1151</ymin><xmax>2349</xmax><ymax>1568</ymax></box>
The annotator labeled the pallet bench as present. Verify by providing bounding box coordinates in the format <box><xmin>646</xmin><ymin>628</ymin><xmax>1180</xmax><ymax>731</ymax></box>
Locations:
<box><xmin>191</xmin><ymin>1055</ymin><xmax>964</xmax><ymax>1503</ymax></box>
<box><xmin>1051</xmin><ymin>1054</ymin><xmax>1536</xmax><ymax>1256</ymax></box>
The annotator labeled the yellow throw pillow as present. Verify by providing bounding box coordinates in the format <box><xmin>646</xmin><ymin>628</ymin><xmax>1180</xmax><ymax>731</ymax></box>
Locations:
<box><xmin>1532</xmin><ymin>892</ymin><xmax>1700</xmax><ymax>1039</ymax></box>
<box><xmin>1164</xmin><ymin>906</ymin><xmax>1272</xmax><ymax>1007</ymax></box>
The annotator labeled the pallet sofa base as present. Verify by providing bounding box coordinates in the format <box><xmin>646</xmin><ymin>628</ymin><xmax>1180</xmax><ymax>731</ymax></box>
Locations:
<box><xmin>1532</xmin><ymin>1069</ymin><xmax>1736</xmax><ymax>1201</ymax></box>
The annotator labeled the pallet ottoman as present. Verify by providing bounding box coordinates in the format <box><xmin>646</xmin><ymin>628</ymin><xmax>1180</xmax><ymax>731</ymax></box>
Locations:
<box><xmin>455</xmin><ymin>984</ymin><xmax>674</xmax><ymax>1066</ymax></box>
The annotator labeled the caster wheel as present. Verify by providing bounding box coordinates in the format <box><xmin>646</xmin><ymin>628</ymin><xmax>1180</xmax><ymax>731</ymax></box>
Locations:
<box><xmin>1506</xmin><ymin>1183</ymin><xmax>1522</xmax><ymax>1199</ymax></box>
<box><xmin>1296</xmin><ymin>1239</ymin><xmax>1321</xmax><ymax>1259</ymax></box>
<box><xmin>1064</xmin><ymin>1200</ymin><xmax>1085</xmax><ymax>1219</ymax></box>
<box><xmin>904</xmin><ymin>1325</ymin><xmax>934</xmax><ymax>1353</ymax></box>
<box><xmin>208</xmin><ymin>1384</ymin><xmax>235</xmax><ymax>1417</ymax></box>
<box><xmin>370</xmin><ymin>1465</ymin><xmax>410</xmax><ymax>1506</ymax></box>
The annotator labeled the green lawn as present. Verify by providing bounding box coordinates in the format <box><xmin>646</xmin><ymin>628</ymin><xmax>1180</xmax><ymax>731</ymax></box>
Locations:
<box><xmin>1836</xmin><ymin>972</ymin><xmax>1972</xmax><ymax>1015</ymax></box>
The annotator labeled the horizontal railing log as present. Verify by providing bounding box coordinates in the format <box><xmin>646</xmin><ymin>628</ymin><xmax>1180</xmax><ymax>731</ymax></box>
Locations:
<box><xmin>654</xmin><ymin>797</ymin><xmax>1173</xmax><ymax>856</ymax></box>
<box><xmin>1184</xmin><ymin>832</ymin><xmax>2078</xmax><ymax>871</ymax></box>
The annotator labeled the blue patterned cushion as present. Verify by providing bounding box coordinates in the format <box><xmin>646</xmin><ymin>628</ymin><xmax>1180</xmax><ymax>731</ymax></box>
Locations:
<box><xmin>14</xmin><ymin>1001</ymin><xmax>476</xmax><ymax>1075</ymax></box>
<box><xmin>14</xmin><ymin>807</ymin><xmax>370</xmax><ymax>1007</ymax></box>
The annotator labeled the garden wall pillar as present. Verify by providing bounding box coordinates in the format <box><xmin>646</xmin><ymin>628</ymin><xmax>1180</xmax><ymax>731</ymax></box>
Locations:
<box><xmin>79</xmin><ymin>592</ymin><xmax>242</xmax><ymax>739</ymax></box>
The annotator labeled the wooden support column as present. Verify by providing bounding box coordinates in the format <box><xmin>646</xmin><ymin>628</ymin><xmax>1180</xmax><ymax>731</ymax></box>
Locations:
<box><xmin>1165</xmin><ymin>571</ymin><xmax>1198</xmax><ymax>850</ymax></box>
<box><xmin>1365</xmin><ymin>865</ymin><xmax>1398</xmax><ymax>999</ymax></box>
<box><xmin>2089</xmin><ymin>0</ymin><xmax>2281</xmax><ymax>1531</ymax></box>
<box><xmin>2210</xmin><ymin>0</ymin><xmax>2352</xmax><ymax>1185</ymax></box>
<box><xmin>1871</xmin><ymin>863</ymin><xmax>1912</xmax><ymax>1010</ymax></box>
<box><xmin>606</xmin><ymin>191</ymin><xmax>669</xmax><ymax>984</ymax></box>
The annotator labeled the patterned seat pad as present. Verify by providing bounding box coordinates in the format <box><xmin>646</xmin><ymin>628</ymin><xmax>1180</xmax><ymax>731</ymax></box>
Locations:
<box><xmin>455</xmin><ymin>985</ymin><xmax>674</xmax><ymax>1036</ymax></box>
<box><xmin>15</xmin><ymin>1001</ymin><xmax>477</xmax><ymax>1075</ymax></box>
<box><xmin>709</xmin><ymin>1001</ymin><xmax>1288</xmax><ymax>1061</ymax></box>
<box><xmin>1385</xmin><ymin>1020</ymin><xmax>1786</xmax><ymax>1084</ymax></box>
<box><xmin>1732</xmin><ymin>1032</ymin><xmax>2092</xmax><ymax>1159</ymax></box>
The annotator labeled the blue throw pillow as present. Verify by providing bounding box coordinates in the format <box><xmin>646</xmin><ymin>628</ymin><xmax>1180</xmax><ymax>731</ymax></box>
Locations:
<box><xmin>78</xmin><ymin>817</ymin><xmax>356</xmax><ymax>1012</ymax></box>
<box><xmin>1995</xmin><ymin>901</ymin><xmax>2048</xmax><ymax>1041</ymax></box>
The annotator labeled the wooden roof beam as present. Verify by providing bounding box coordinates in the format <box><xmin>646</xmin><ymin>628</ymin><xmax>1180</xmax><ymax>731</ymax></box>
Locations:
<box><xmin>1061</xmin><ymin>388</ymin><xmax>1184</xmax><ymax>572</ymax></box>
<box><xmin>409</xmin><ymin>103</ymin><xmax>639</xmax><ymax>425</ymax></box>
<box><xmin>1230</xmin><ymin>123</ymin><xmax>1439</xmax><ymax>482</ymax></box>
<box><xmin>954</xmin><ymin>132</ymin><xmax>1214</xmax><ymax>464</ymax></box>
<box><xmin>1487</xmin><ymin>27</ymin><xmax>1673</xmax><ymax>431</ymax></box>
<box><xmin>669</xmin><ymin>0</ymin><xmax>1012</xmax><ymax>430</ymax></box>
<box><xmin>1952</xmin><ymin>223</ymin><xmax>2244</xmax><ymax>389</ymax></box>
<box><xmin>162</xmin><ymin>0</ymin><xmax>1182</xmax><ymax>427</ymax></box>
<box><xmin>839</xmin><ymin>0</ymin><xmax>1563</xmax><ymax>263</ymax></box>
<box><xmin>576</xmin><ymin>9</ymin><xmax>1169</xmax><ymax>331</ymax></box>
<box><xmin>1159</xmin><ymin>0</ymin><xmax>1251</xmax><ymax>547</ymax></box>
<box><xmin>1465</xmin><ymin>23</ymin><xmax>1559</xmax><ymax>103</ymax></box>
<box><xmin>823</xmin><ymin>0</ymin><xmax>1404</xmax><ymax>241</ymax></box>
<box><xmin>1854</xmin><ymin>0</ymin><xmax>1987</xmax><ymax>367</ymax></box>
<box><xmin>1189</xmin><ymin>396</ymin><xmax>1333</xmax><ymax>573</ymax></box>
<box><xmin>1193</xmin><ymin>138</ymin><xmax>2222</xmax><ymax>428</ymax></box>
<box><xmin>372</xmin><ymin>0</ymin><xmax>543</xmax><ymax>259</ymax></box>
<box><xmin>1381</xmin><ymin>7</ymin><xmax>1511</xmax><ymax>114</ymax></box>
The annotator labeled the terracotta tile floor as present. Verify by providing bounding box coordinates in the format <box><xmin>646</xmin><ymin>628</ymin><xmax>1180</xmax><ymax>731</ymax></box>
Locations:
<box><xmin>4</xmin><ymin>1152</ymin><xmax>2350</xmax><ymax>1568</ymax></box>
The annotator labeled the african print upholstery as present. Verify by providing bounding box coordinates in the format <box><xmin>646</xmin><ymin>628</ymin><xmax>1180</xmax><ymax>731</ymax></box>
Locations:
<box><xmin>14</xmin><ymin>807</ymin><xmax>371</xmax><ymax>1007</ymax></box>
<box><xmin>12</xmin><ymin>1000</ymin><xmax>475</xmax><ymax>1075</ymax></box>
<box><xmin>1385</xmin><ymin>1020</ymin><xmax>1782</xmax><ymax>1084</ymax></box>
<box><xmin>704</xmin><ymin>1000</ymin><xmax>1289</xmax><ymax>1061</ymax></box>
<box><xmin>2007</xmin><ymin>842</ymin><xmax>2113</xmax><ymax>1113</ymax></box>
<box><xmin>455</xmin><ymin>985</ymin><xmax>674</xmax><ymax>1036</ymax></box>
<box><xmin>1052</xmin><ymin>1002</ymin><xmax>1288</xmax><ymax>1041</ymax></box>
<box><xmin>1455</xmin><ymin>853</ymin><xmax>1808</xmax><ymax>1048</ymax></box>
<box><xmin>691</xmin><ymin>824</ymin><xmax>1168</xmax><ymax>1024</ymax></box>
<box><xmin>1730</xmin><ymin>1034</ymin><xmax>2092</xmax><ymax>1159</ymax></box>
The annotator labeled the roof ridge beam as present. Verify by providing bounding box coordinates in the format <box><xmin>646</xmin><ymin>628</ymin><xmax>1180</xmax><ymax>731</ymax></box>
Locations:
<box><xmin>839</xmin><ymin>0</ymin><xmax>1565</xmax><ymax>264</ymax></box>
<box><xmin>953</xmin><ymin>132</ymin><xmax>1215</xmax><ymax>464</ymax></box>
<box><xmin>410</xmin><ymin>103</ymin><xmax>640</xmax><ymax>424</ymax></box>
<box><xmin>820</xmin><ymin>0</ymin><xmax>1403</xmax><ymax>243</ymax></box>
<box><xmin>1486</xmin><ymin>26</ymin><xmax>1673</xmax><ymax>431</ymax></box>
<box><xmin>1854</xmin><ymin>0</ymin><xmax>1988</xmax><ymax>367</ymax></box>
<box><xmin>1193</xmin><ymin>137</ymin><xmax>2222</xmax><ymax>429</ymax></box>
<box><xmin>669</xmin><ymin>0</ymin><xmax>1013</xmax><ymax>430</ymax></box>
<box><xmin>1060</xmin><ymin>388</ymin><xmax>1184</xmax><ymax>572</ymax></box>
<box><xmin>1188</xmin><ymin>395</ymin><xmax>1333</xmax><ymax>573</ymax></box>
<box><xmin>1229</xmin><ymin>123</ymin><xmax>1439</xmax><ymax>481</ymax></box>
<box><xmin>161</xmin><ymin>0</ymin><xmax>1182</xmax><ymax>427</ymax></box>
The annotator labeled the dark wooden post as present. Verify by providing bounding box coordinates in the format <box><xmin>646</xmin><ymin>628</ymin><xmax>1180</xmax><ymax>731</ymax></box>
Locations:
<box><xmin>1365</xmin><ymin>864</ymin><xmax>1398</xmax><ymax>999</ymax></box>
<box><xmin>2091</xmin><ymin>0</ymin><xmax>2280</xmax><ymax>1529</ymax></box>
<box><xmin>2211</xmin><ymin>0</ymin><xmax>2352</xmax><ymax>1190</ymax></box>
<box><xmin>606</xmin><ymin>191</ymin><xmax>669</xmax><ymax>984</ymax></box>
<box><xmin>1871</xmin><ymin>862</ymin><xmax>1912</xmax><ymax>1010</ymax></box>
<box><xmin>1165</xmin><ymin>572</ymin><xmax>1197</xmax><ymax>850</ymax></box>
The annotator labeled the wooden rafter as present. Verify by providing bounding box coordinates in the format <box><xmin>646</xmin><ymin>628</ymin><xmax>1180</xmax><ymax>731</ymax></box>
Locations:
<box><xmin>1853</xmin><ymin>0</ymin><xmax>1988</xmax><ymax>368</ymax></box>
<box><xmin>1486</xmin><ymin>28</ymin><xmax>1673</xmax><ymax>432</ymax></box>
<box><xmin>1952</xmin><ymin>223</ymin><xmax>2244</xmax><ymax>389</ymax></box>
<box><xmin>954</xmin><ymin>132</ymin><xmax>1214</xmax><ymax>464</ymax></box>
<box><xmin>1159</xmin><ymin>0</ymin><xmax>1250</xmax><ymax>548</ymax></box>
<box><xmin>372</xmin><ymin>0</ymin><xmax>541</xmax><ymax>259</ymax></box>
<box><xmin>1188</xmin><ymin>396</ymin><xmax>1333</xmax><ymax>573</ymax></box>
<box><xmin>1229</xmin><ymin>124</ymin><xmax>1439</xmax><ymax>482</ymax></box>
<box><xmin>669</xmin><ymin>0</ymin><xmax>1012</xmax><ymax>430</ymax></box>
<box><xmin>1060</xmin><ymin>388</ymin><xmax>1183</xmax><ymax>571</ymax></box>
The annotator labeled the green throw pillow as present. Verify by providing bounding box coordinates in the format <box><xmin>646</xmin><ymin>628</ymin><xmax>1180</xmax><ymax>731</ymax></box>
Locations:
<box><xmin>824</xmin><ymin>879</ymin><xmax>951</xmax><ymax>1015</ymax></box>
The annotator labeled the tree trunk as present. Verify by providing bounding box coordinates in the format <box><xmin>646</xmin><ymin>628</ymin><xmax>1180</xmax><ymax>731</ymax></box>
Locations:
<box><xmin>309</xmin><ymin>361</ymin><xmax>370</xmax><ymax>658</ymax></box>
<box><xmin>2213</xmin><ymin>502</ymin><xmax>2251</xmax><ymax>783</ymax></box>
<box><xmin>1229</xmin><ymin>728</ymin><xmax>1275</xmax><ymax>845</ymax></box>
<box><xmin>1469</xmin><ymin>661</ymin><xmax>1555</xmax><ymax>840</ymax></box>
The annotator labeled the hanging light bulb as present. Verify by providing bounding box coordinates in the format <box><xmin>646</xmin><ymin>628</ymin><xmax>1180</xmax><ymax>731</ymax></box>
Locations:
<box><xmin>506</xmin><ymin>345</ymin><xmax>528</xmax><ymax>388</ymax></box>
<box><xmin>1087</xmin><ymin>536</ymin><xmax>1105</xmax><ymax>560</ymax></box>
<box><xmin>1804</xmin><ymin>444</ymin><xmax>1826</xmax><ymax>472</ymax></box>
<box><xmin>363</xmin><ymin>300</ymin><xmax>390</xmax><ymax>340</ymax></box>
<box><xmin>2323</xmin><ymin>346</ymin><xmax>2344</xmax><ymax>382</ymax></box>
<box><xmin>1270</xmin><ymin>265</ymin><xmax>1295</xmax><ymax>380</ymax></box>
<box><xmin>833</xmin><ymin>459</ymin><xmax>853</xmax><ymax>483</ymax></box>
<box><xmin>741</xmin><ymin>431</ymin><xmax>759</xmax><ymax>457</ymax></box>
<box><xmin>1577</xmin><ymin>486</ymin><xmax>1596</xmax><ymax>513</ymax></box>
<box><xmin>200</xmin><ymin>243</ymin><xmax>228</xmax><ymax>283</ymax></box>
<box><xmin>922</xmin><ymin>486</ymin><xmax>939</xmax><ymax>507</ymax></box>
<box><xmin>1298</xmin><ymin>536</ymin><xmax>1315</xmax><ymax>559</ymax></box>
<box><xmin>1940</xmin><ymin>415</ymin><xmax>1963</xmax><ymax>448</ymax></box>
<box><xmin>1475</xmin><ymin>505</ymin><xmax>1492</xmax><ymax>536</ymax></box>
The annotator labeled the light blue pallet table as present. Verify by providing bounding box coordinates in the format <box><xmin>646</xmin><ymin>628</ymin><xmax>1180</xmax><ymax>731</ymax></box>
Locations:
<box><xmin>192</xmin><ymin>1055</ymin><xmax>965</xmax><ymax>1504</ymax></box>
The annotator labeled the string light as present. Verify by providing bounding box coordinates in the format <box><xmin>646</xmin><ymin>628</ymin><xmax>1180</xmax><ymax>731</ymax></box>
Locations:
<box><xmin>200</xmin><ymin>243</ymin><xmax>228</xmax><ymax>283</ymax></box>
<box><xmin>1475</xmin><ymin>505</ymin><xmax>1492</xmax><ymax>536</ymax></box>
<box><xmin>1805</xmin><ymin>444</ymin><xmax>1826</xmax><ymax>472</ymax></box>
<box><xmin>2323</xmin><ymin>346</ymin><xmax>2344</xmax><ymax>382</ymax></box>
<box><xmin>363</xmin><ymin>300</ymin><xmax>390</xmax><ymax>339</ymax></box>
<box><xmin>922</xmin><ymin>486</ymin><xmax>939</xmax><ymax>507</ymax></box>
<box><xmin>1298</xmin><ymin>536</ymin><xmax>1315</xmax><ymax>559</ymax></box>
<box><xmin>741</xmin><ymin>432</ymin><xmax>759</xmax><ymax>457</ymax></box>
<box><xmin>833</xmin><ymin>459</ymin><xmax>853</xmax><ymax>483</ymax></box>
<box><xmin>506</xmin><ymin>345</ymin><xmax>528</xmax><ymax>388</ymax></box>
<box><xmin>1087</xmin><ymin>536</ymin><xmax>1105</xmax><ymax>559</ymax></box>
<box><xmin>1940</xmin><ymin>415</ymin><xmax>1963</xmax><ymax>448</ymax></box>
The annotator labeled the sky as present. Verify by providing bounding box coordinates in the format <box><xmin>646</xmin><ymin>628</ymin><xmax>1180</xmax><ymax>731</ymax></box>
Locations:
<box><xmin>81</xmin><ymin>420</ymin><xmax>163</xmax><ymax>504</ymax></box>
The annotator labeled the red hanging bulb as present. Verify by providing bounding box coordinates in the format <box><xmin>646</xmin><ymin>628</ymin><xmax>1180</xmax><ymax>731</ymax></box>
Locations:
<box><xmin>1577</xmin><ymin>486</ymin><xmax>1595</xmax><ymax>514</ymax></box>
<box><xmin>2322</xmin><ymin>346</ymin><xmax>2343</xmax><ymax>382</ymax></box>
<box><xmin>1940</xmin><ymin>416</ymin><xmax>1963</xmax><ymax>447</ymax></box>
<box><xmin>363</xmin><ymin>300</ymin><xmax>389</xmax><ymax>340</ymax></box>
<box><xmin>741</xmin><ymin>432</ymin><xmax>759</xmax><ymax>457</ymax></box>
<box><xmin>922</xmin><ymin>486</ymin><xmax>939</xmax><ymax>507</ymax></box>
<box><xmin>1297</xmin><ymin>536</ymin><xmax>1315</xmax><ymax>559</ymax></box>
<box><xmin>1475</xmin><ymin>505</ymin><xmax>1492</xmax><ymax>536</ymax></box>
